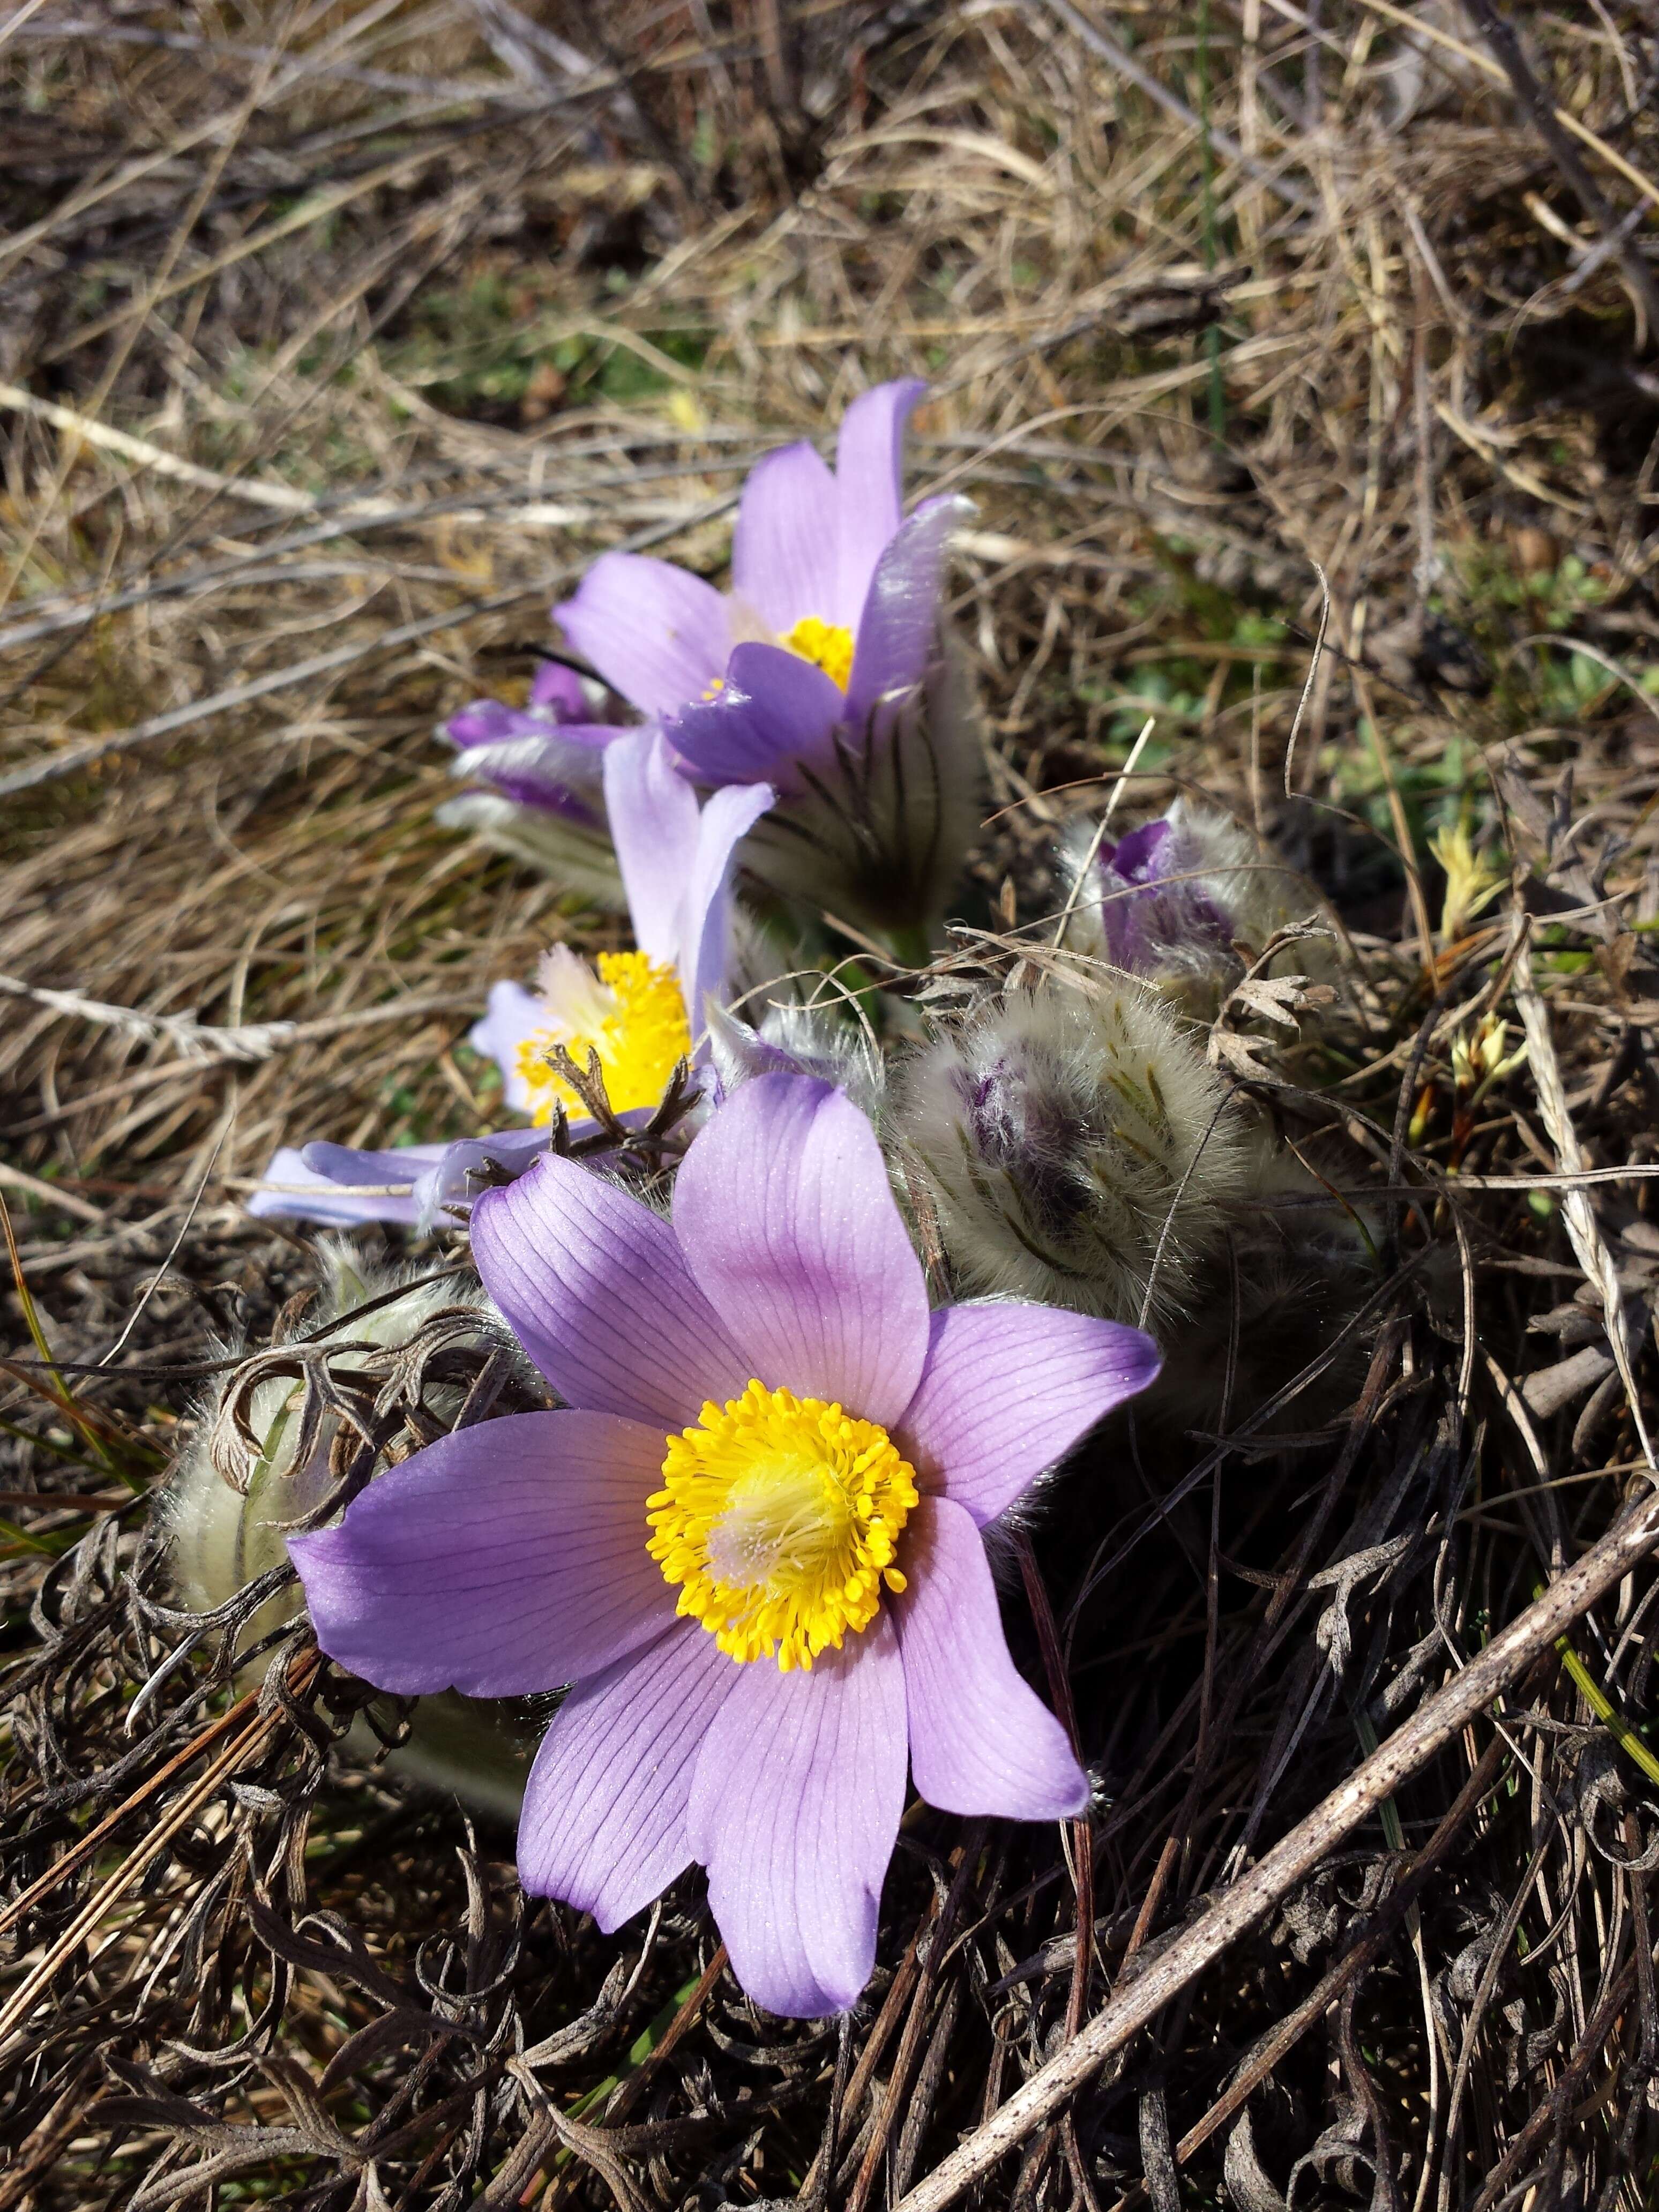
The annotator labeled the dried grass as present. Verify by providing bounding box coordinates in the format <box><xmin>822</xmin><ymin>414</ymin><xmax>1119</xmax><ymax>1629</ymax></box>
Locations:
<box><xmin>5</xmin><ymin>3</ymin><xmax>1659</xmax><ymax>2207</ymax></box>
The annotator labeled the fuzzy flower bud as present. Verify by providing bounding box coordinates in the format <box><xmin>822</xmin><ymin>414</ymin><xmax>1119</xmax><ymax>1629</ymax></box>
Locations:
<box><xmin>1144</xmin><ymin>1148</ymin><xmax>1380</xmax><ymax>1437</ymax></box>
<box><xmin>894</xmin><ymin>978</ymin><xmax>1255</xmax><ymax>1327</ymax></box>
<box><xmin>1057</xmin><ymin>798</ymin><xmax>1330</xmax><ymax>1013</ymax></box>
<box><xmin>165</xmin><ymin>1241</ymin><xmax>535</xmax><ymax>1820</ymax></box>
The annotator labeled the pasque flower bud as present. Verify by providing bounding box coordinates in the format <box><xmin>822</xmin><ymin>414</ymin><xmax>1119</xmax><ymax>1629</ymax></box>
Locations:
<box><xmin>1057</xmin><ymin>798</ymin><xmax>1331</xmax><ymax>1014</ymax></box>
<box><xmin>166</xmin><ymin>1241</ymin><xmax>536</xmax><ymax>1820</ymax></box>
<box><xmin>894</xmin><ymin>977</ymin><xmax>1254</xmax><ymax>1327</ymax></box>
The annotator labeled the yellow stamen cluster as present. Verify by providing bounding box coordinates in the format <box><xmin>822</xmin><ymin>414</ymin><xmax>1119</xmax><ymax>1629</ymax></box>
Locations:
<box><xmin>781</xmin><ymin>615</ymin><xmax>855</xmax><ymax>693</ymax></box>
<box><xmin>647</xmin><ymin>1380</ymin><xmax>918</xmax><ymax>1671</ymax></box>
<box><xmin>515</xmin><ymin>951</ymin><xmax>691</xmax><ymax>1124</ymax></box>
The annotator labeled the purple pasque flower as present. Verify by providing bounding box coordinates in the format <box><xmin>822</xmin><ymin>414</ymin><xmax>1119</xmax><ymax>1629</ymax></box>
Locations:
<box><xmin>438</xmin><ymin>661</ymin><xmax>627</xmax><ymax>907</ymax></box>
<box><xmin>558</xmin><ymin>380</ymin><xmax>981</xmax><ymax>936</ymax></box>
<box><xmin>289</xmin><ymin>1074</ymin><xmax>1160</xmax><ymax>2017</ymax></box>
<box><xmin>248</xmin><ymin>730</ymin><xmax>772</xmax><ymax>1232</ymax></box>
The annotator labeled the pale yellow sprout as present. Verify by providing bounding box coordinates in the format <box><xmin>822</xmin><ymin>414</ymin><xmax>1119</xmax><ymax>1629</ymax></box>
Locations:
<box><xmin>1429</xmin><ymin>821</ymin><xmax>1507</xmax><ymax>947</ymax></box>
<box><xmin>1450</xmin><ymin>1013</ymin><xmax>1528</xmax><ymax>1105</ymax></box>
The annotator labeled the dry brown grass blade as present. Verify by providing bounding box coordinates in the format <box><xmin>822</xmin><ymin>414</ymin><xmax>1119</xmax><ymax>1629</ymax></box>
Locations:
<box><xmin>1513</xmin><ymin>941</ymin><xmax>1656</xmax><ymax>1470</ymax></box>
<box><xmin>0</xmin><ymin>1648</ymin><xmax>320</xmax><ymax>2053</ymax></box>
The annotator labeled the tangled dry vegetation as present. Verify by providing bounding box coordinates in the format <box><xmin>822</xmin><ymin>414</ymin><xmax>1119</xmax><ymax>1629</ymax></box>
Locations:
<box><xmin>6</xmin><ymin>2</ymin><xmax>1659</xmax><ymax>2206</ymax></box>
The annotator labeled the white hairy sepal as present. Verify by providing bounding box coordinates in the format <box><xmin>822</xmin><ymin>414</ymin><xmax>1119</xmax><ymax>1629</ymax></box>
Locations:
<box><xmin>739</xmin><ymin>633</ymin><xmax>983</xmax><ymax>938</ymax></box>
<box><xmin>894</xmin><ymin>977</ymin><xmax>1255</xmax><ymax>1327</ymax></box>
<box><xmin>705</xmin><ymin>995</ymin><xmax>886</xmax><ymax>1121</ymax></box>
<box><xmin>436</xmin><ymin>790</ymin><xmax>626</xmax><ymax>909</ymax></box>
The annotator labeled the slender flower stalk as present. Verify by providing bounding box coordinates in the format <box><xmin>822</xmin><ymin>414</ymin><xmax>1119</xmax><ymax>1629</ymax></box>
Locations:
<box><xmin>290</xmin><ymin>1074</ymin><xmax>1159</xmax><ymax>2016</ymax></box>
<box><xmin>248</xmin><ymin>729</ymin><xmax>772</xmax><ymax>1229</ymax></box>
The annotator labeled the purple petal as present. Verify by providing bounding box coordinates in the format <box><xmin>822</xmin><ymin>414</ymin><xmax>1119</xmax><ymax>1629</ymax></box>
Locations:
<box><xmin>672</xmin><ymin>1075</ymin><xmax>929</xmax><ymax>1424</ymax></box>
<box><xmin>299</xmin><ymin>1140</ymin><xmax>450</xmax><ymax>1187</ymax></box>
<box><xmin>666</xmin><ymin>642</ymin><xmax>842</xmax><ymax>789</ymax></box>
<box><xmin>731</xmin><ymin>441</ymin><xmax>840</xmax><ymax>636</ymax></box>
<box><xmin>245</xmin><ymin>1146</ymin><xmax>426</xmax><ymax>1229</ymax></box>
<box><xmin>470</xmin><ymin>980</ymin><xmax>549</xmax><ymax>1113</ymax></box>
<box><xmin>679</xmin><ymin>778</ymin><xmax>774</xmax><ymax>1038</ymax></box>
<box><xmin>1106</xmin><ymin>818</ymin><xmax>1170</xmax><ymax>884</ymax></box>
<box><xmin>462</xmin><ymin>729</ymin><xmax>610</xmax><ymax>799</ymax></box>
<box><xmin>843</xmin><ymin>494</ymin><xmax>973</xmax><ymax>729</ymax></box>
<box><xmin>530</xmin><ymin>659</ymin><xmax>591</xmax><ymax>717</ymax></box>
<box><xmin>446</xmin><ymin>697</ymin><xmax>536</xmax><ymax>750</ymax></box>
<box><xmin>289</xmin><ymin>1411</ymin><xmax>675</xmax><ymax>1698</ymax></box>
<box><xmin>517</xmin><ymin>1619</ymin><xmax>736</xmax><ymax>1931</ymax></box>
<box><xmin>897</xmin><ymin>1302</ymin><xmax>1160</xmax><ymax>1525</ymax></box>
<box><xmin>687</xmin><ymin>1617</ymin><xmax>906</xmax><ymax>2016</ymax></box>
<box><xmin>413</xmin><ymin>1126</ymin><xmax>551</xmax><ymax>1222</ymax></box>
<box><xmin>834</xmin><ymin>379</ymin><xmax>925</xmax><ymax>624</ymax></box>
<box><xmin>557</xmin><ymin>553</ymin><xmax>730</xmax><ymax>718</ymax></box>
<box><xmin>893</xmin><ymin>1497</ymin><xmax>1087</xmax><ymax>1820</ymax></box>
<box><xmin>603</xmin><ymin>726</ymin><xmax>700</xmax><ymax>969</ymax></box>
<box><xmin>469</xmin><ymin>1155</ymin><xmax>751</xmax><ymax>1427</ymax></box>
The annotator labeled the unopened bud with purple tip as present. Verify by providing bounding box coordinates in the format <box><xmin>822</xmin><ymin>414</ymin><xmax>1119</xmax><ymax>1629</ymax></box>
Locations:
<box><xmin>1057</xmin><ymin>799</ymin><xmax>1330</xmax><ymax>1012</ymax></box>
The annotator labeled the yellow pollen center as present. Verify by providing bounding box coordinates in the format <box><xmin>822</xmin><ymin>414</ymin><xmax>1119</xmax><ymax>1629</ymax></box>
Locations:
<box><xmin>514</xmin><ymin>950</ymin><xmax>691</xmax><ymax>1123</ymax></box>
<box><xmin>647</xmin><ymin>1380</ymin><xmax>918</xmax><ymax>1671</ymax></box>
<box><xmin>781</xmin><ymin>615</ymin><xmax>855</xmax><ymax>692</ymax></box>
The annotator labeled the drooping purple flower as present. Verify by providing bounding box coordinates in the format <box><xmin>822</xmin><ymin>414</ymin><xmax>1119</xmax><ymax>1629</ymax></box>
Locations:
<box><xmin>438</xmin><ymin>661</ymin><xmax>629</xmax><ymax>905</ymax></box>
<box><xmin>441</xmin><ymin>383</ymin><xmax>980</xmax><ymax>937</ymax></box>
<box><xmin>290</xmin><ymin>1074</ymin><xmax>1159</xmax><ymax>2017</ymax></box>
<box><xmin>248</xmin><ymin>731</ymin><xmax>772</xmax><ymax>1231</ymax></box>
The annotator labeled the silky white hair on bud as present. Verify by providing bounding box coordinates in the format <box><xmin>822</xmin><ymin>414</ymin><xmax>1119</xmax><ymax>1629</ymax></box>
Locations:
<box><xmin>707</xmin><ymin>916</ymin><xmax>886</xmax><ymax>1117</ymax></box>
<box><xmin>706</xmin><ymin>997</ymin><xmax>886</xmax><ymax>1119</ymax></box>
<box><xmin>894</xmin><ymin>978</ymin><xmax>1255</xmax><ymax>1327</ymax></box>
